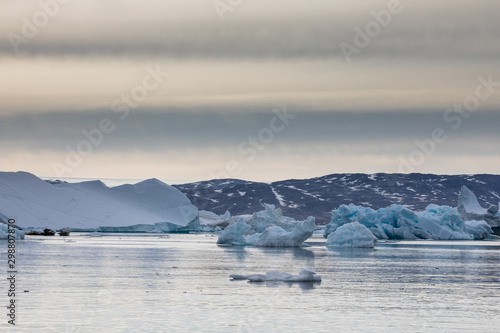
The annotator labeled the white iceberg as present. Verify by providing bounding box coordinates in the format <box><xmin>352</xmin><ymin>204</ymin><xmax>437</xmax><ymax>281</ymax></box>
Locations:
<box><xmin>245</xmin><ymin>204</ymin><xmax>304</xmax><ymax>232</ymax></box>
<box><xmin>251</xmin><ymin>217</ymin><xmax>315</xmax><ymax>247</ymax></box>
<box><xmin>199</xmin><ymin>210</ymin><xmax>234</xmax><ymax>232</ymax></box>
<box><xmin>326</xmin><ymin>222</ymin><xmax>377</xmax><ymax>248</ymax></box>
<box><xmin>324</xmin><ymin>203</ymin><xmax>491</xmax><ymax>240</ymax></box>
<box><xmin>216</xmin><ymin>218</ymin><xmax>251</xmax><ymax>246</ymax></box>
<box><xmin>457</xmin><ymin>186</ymin><xmax>500</xmax><ymax>227</ymax></box>
<box><xmin>0</xmin><ymin>171</ymin><xmax>200</xmax><ymax>232</ymax></box>
<box><xmin>230</xmin><ymin>269</ymin><xmax>321</xmax><ymax>282</ymax></box>
<box><xmin>216</xmin><ymin>206</ymin><xmax>316</xmax><ymax>247</ymax></box>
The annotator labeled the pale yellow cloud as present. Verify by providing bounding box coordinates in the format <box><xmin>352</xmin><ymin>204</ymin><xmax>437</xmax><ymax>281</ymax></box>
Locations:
<box><xmin>1</xmin><ymin>56</ymin><xmax>499</xmax><ymax>114</ymax></box>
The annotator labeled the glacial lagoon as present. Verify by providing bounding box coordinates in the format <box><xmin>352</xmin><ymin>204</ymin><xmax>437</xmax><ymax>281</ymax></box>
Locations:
<box><xmin>4</xmin><ymin>233</ymin><xmax>500</xmax><ymax>332</ymax></box>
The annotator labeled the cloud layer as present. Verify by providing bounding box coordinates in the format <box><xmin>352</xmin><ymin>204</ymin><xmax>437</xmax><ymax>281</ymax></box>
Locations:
<box><xmin>1</xmin><ymin>1</ymin><xmax>499</xmax><ymax>59</ymax></box>
<box><xmin>1</xmin><ymin>0</ymin><xmax>499</xmax><ymax>181</ymax></box>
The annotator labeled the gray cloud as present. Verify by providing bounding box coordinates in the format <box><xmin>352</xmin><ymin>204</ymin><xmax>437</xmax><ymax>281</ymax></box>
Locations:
<box><xmin>2</xmin><ymin>1</ymin><xmax>499</xmax><ymax>179</ymax></box>
<box><xmin>1</xmin><ymin>1</ymin><xmax>499</xmax><ymax>60</ymax></box>
<box><xmin>1</xmin><ymin>108</ymin><xmax>499</xmax><ymax>156</ymax></box>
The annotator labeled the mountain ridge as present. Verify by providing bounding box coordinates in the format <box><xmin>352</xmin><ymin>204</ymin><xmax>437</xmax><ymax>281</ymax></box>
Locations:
<box><xmin>173</xmin><ymin>173</ymin><xmax>500</xmax><ymax>224</ymax></box>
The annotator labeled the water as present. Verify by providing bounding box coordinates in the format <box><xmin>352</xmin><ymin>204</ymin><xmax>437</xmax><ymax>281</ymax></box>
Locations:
<box><xmin>3</xmin><ymin>234</ymin><xmax>500</xmax><ymax>332</ymax></box>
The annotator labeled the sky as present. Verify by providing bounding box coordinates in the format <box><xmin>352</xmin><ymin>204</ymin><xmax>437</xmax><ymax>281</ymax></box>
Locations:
<box><xmin>1</xmin><ymin>0</ymin><xmax>499</xmax><ymax>183</ymax></box>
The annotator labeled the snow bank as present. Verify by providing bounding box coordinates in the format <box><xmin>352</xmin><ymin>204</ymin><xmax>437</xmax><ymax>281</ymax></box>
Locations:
<box><xmin>326</xmin><ymin>222</ymin><xmax>376</xmax><ymax>248</ymax></box>
<box><xmin>457</xmin><ymin>186</ymin><xmax>500</xmax><ymax>227</ymax></box>
<box><xmin>324</xmin><ymin>203</ymin><xmax>491</xmax><ymax>240</ymax></box>
<box><xmin>230</xmin><ymin>269</ymin><xmax>321</xmax><ymax>282</ymax></box>
<box><xmin>216</xmin><ymin>205</ymin><xmax>315</xmax><ymax>247</ymax></box>
<box><xmin>0</xmin><ymin>223</ymin><xmax>25</xmax><ymax>240</ymax></box>
<box><xmin>0</xmin><ymin>171</ymin><xmax>200</xmax><ymax>232</ymax></box>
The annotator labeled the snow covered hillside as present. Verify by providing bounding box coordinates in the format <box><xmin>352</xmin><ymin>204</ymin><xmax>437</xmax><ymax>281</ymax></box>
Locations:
<box><xmin>0</xmin><ymin>172</ymin><xmax>199</xmax><ymax>232</ymax></box>
<box><xmin>174</xmin><ymin>173</ymin><xmax>500</xmax><ymax>223</ymax></box>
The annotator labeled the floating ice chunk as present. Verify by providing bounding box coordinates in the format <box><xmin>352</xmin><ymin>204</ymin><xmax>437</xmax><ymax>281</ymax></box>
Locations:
<box><xmin>230</xmin><ymin>269</ymin><xmax>321</xmax><ymax>282</ymax></box>
<box><xmin>252</xmin><ymin>216</ymin><xmax>315</xmax><ymax>247</ymax></box>
<box><xmin>216</xmin><ymin>205</ymin><xmax>315</xmax><ymax>247</ymax></box>
<box><xmin>457</xmin><ymin>186</ymin><xmax>500</xmax><ymax>227</ymax></box>
<box><xmin>0</xmin><ymin>223</ymin><xmax>24</xmax><ymax>240</ymax></box>
<box><xmin>326</xmin><ymin>222</ymin><xmax>376</xmax><ymax>248</ymax></box>
<box><xmin>216</xmin><ymin>218</ymin><xmax>251</xmax><ymax>246</ymax></box>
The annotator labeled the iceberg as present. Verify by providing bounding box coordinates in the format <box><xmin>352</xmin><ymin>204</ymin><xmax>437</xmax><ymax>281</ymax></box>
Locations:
<box><xmin>457</xmin><ymin>186</ymin><xmax>500</xmax><ymax>227</ymax></box>
<box><xmin>251</xmin><ymin>217</ymin><xmax>315</xmax><ymax>247</ymax></box>
<box><xmin>324</xmin><ymin>203</ymin><xmax>491</xmax><ymax>240</ymax></box>
<box><xmin>463</xmin><ymin>220</ymin><xmax>493</xmax><ymax>240</ymax></box>
<box><xmin>216</xmin><ymin>218</ymin><xmax>251</xmax><ymax>246</ymax></box>
<box><xmin>417</xmin><ymin>204</ymin><xmax>491</xmax><ymax>240</ymax></box>
<box><xmin>326</xmin><ymin>222</ymin><xmax>377</xmax><ymax>248</ymax></box>
<box><xmin>245</xmin><ymin>204</ymin><xmax>305</xmax><ymax>232</ymax></box>
<box><xmin>230</xmin><ymin>269</ymin><xmax>321</xmax><ymax>282</ymax></box>
<box><xmin>0</xmin><ymin>223</ymin><xmax>25</xmax><ymax>240</ymax></box>
<box><xmin>325</xmin><ymin>204</ymin><xmax>417</xmax><ymax>240</ymax></box>
<box><xmin>216</xmin><ymin>205</ymin><xmax>316</xmax><ymax>247</ymax></box>
<box><xmin>0</xmin><ymin>171</ymin><xmax>200</xmax><ymax>232</ymax></box>
<box><xmin>199</xmin><ymin>210</ymin><xmax>234</xmax><ymax>232</ymax></box>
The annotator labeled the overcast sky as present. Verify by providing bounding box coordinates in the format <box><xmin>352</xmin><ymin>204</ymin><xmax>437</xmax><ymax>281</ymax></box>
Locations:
<box><xmin>1</xmin><ymin>0</ymin><xmax>499</xmax><ymax>182</ymax></box>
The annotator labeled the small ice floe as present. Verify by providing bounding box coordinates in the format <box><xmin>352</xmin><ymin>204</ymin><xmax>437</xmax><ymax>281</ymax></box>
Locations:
<box><xmin>230</xmin><ymin>269</ymin><xmax>321</xmax><ymax>282</ymax></box>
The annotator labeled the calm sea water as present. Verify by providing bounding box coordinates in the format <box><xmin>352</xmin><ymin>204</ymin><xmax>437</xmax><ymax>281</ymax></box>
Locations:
<box><xmin>3</xmin><ymin>234</ymin><xmax>500</xmax><ymax>332</ymax></box>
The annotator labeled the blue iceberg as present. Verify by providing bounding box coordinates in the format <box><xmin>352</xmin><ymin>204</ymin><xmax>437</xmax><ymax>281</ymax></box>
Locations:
<box><xmin>324</xmin><ymin>203</ymin><xmax>491</xmax><ymax>240</ymax></box>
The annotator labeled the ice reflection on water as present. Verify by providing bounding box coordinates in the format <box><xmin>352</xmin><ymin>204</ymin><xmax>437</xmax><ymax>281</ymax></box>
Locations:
<box><xmin>6</xmin><ymin>234</ymin><xmax>500</xmax><ymax>332</ymax></box>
